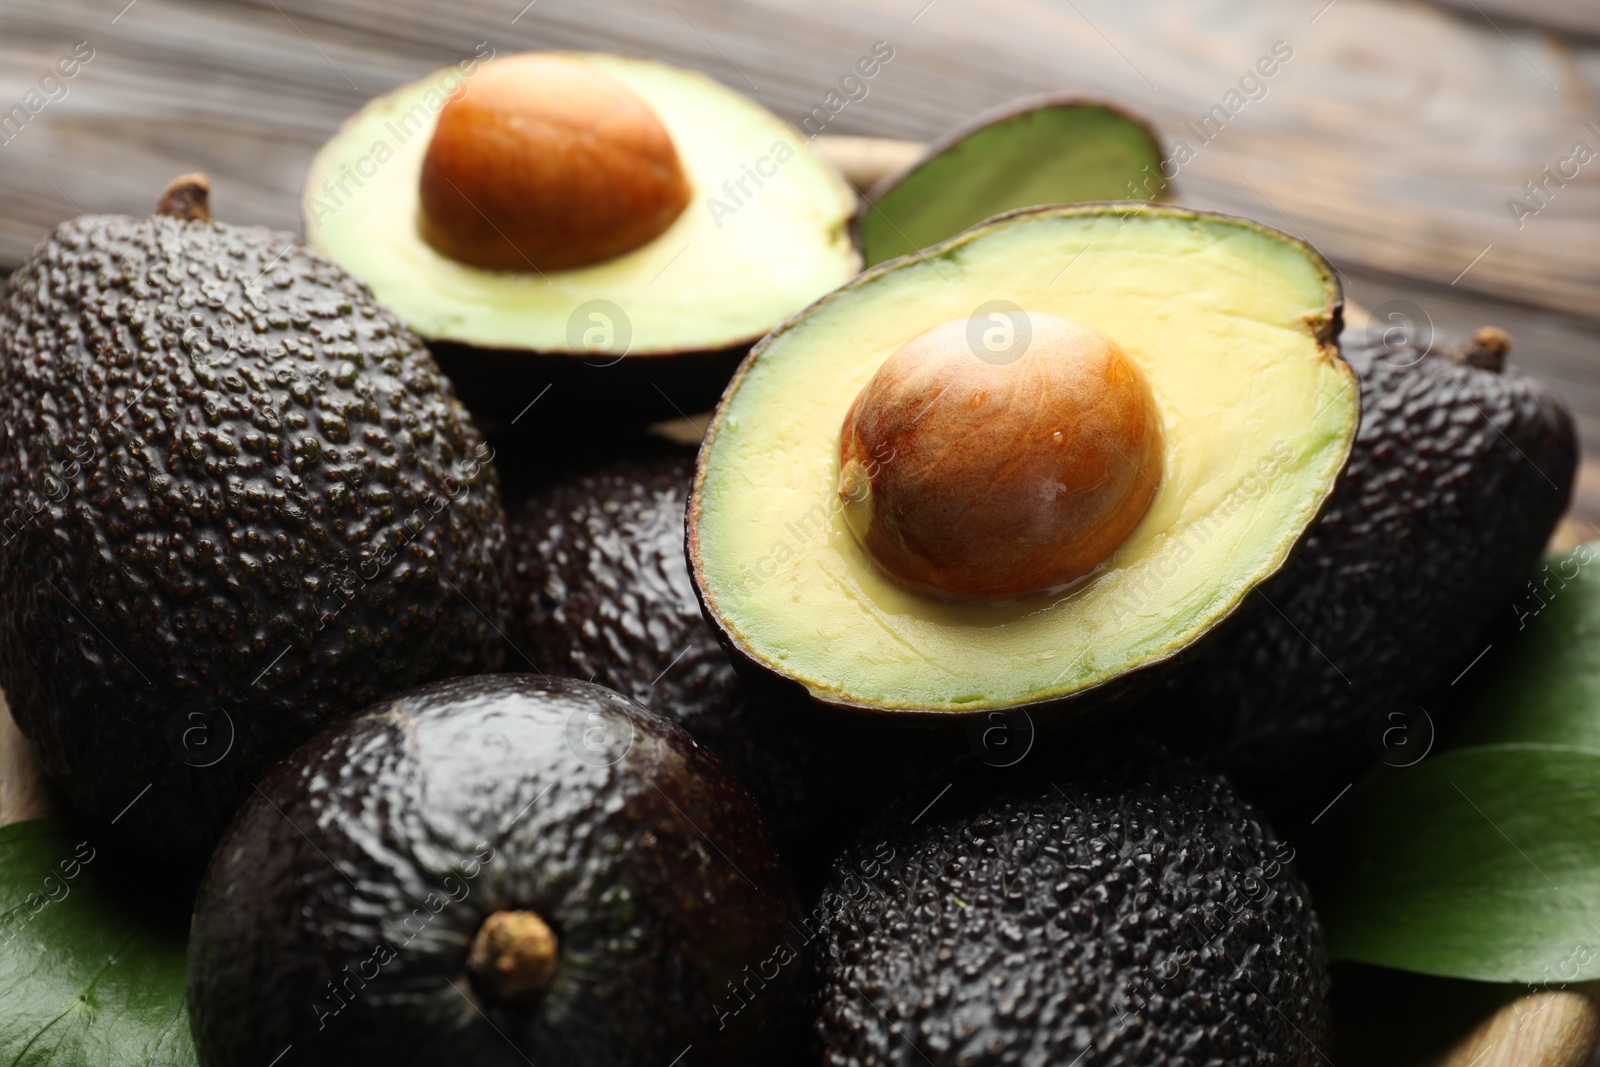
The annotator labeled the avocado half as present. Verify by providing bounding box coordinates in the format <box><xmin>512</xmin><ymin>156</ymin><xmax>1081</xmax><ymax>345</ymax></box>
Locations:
<box><xmin>856</xmin><ymin>94</ymin><xmax>1169</xmax><ymax>267</ymax></box>
<box><xmin>304</xmin><ymin>53</ymin><xmax>860</xmax><ymax>426</ymax></box>
<box><xmin>687</xmin><ymin>202</ymin><xmax>1359</xmax><ymax>719</ymax></box>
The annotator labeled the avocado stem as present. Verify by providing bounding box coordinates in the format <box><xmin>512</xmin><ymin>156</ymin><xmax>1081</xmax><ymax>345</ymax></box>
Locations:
<box><xmin>467</xmin><ymin>910</ymin><xmax>559</xmax><ymax>1000</ymax></box>
<box><xmin>156</xmin><ymin>173</ymin><xmax>212</xmax><ymax>223</ymax></box>
<box><xmin>1460</xmin><ymin>326</ymin><xmax>1510</xmax><ymax>373</ymax></box>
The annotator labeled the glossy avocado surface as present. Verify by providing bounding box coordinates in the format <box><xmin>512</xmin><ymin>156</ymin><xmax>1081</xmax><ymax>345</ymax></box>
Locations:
<box><xmin>812</xmin><ymin>751</ymin><xmax>1332</xmax><ymax>1066</ymax></box>
<box><xmin>510</xmin><ymin>451</ymin><xmax>740</xmax><ymax>732</ymax></box>
<box><xmin>1154</xmin><ymin>326</ymin><xmax>1577</xmax><ymax>821</ymax></box>
<box><xmin>0</xmin><ymin>194</ymin><xmax>508</xmax><ymax>861</ymax></box>
<box><xmin>187</xmin><ymin>673</ymin><xmax>804</xmax><ymax>1067</ymax></box>
<box><xmin>505</xmin><ymin>451</ymin><xmax>952</xmax><ymax>883</ymax></box>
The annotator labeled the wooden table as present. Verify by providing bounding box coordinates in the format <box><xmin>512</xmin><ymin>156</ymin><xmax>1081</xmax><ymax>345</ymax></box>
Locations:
<box><xmin>1</xmin><ymin>1</ymin><xmax>1599</xmax><ymax>1063</ymax></box>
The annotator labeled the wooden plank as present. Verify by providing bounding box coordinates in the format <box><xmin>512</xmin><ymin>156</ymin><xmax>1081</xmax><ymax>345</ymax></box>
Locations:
<box><xmin>1435</xmin><ymin>982</ymin><xmax>1600</xmax><ymax>1067</ymax></box>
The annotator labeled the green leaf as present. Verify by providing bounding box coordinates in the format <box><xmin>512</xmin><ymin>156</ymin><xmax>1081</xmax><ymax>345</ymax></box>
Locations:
<box><xmin>0</xmin><ymin>819</ymin><xmax>196</xmax><ymax>1066</ymax></box>
<box><xmin>857</xmin><ymin>98</ymin><xmax>1167</xmax><ymax>267</ymax></box>
<box><xmin>1455</xmin><ymin>542</ymin><xmax>1600</xmax><ymax>749</ymax></box>
<box><xmin>1321</xmin><ymin>743</ymin><xmax>1600</xmax><ymax>984</ymax></box>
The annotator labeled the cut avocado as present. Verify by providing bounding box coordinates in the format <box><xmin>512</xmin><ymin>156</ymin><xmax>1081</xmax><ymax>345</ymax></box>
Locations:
<box><xmin>0</xmin><ymin>177</ymin><xmax>509</xmax><ymax>862</ymax></box>
<box><xmin>689</xmin><ymin>203</ymin><xmax>1357</xmax><ymax>717</ymax></box>
<box><xmin>857</xmin><ymin>95</ymin><xmax>1168</xmax><ymax>267</ymax></box>
<box><xmin>812</xmin><ymin>750</ymin><xmax>1332</xmax><ymax>1065</ymax></box>
<box><xmin>305</xmin><ymin>52</ymin><xmax>859</xmax><ymax>425</ymax></box>
<box><xmin>187</xmin><ymin>674</ymin><xmax>804</xmax><ymax>1066</ymax></box>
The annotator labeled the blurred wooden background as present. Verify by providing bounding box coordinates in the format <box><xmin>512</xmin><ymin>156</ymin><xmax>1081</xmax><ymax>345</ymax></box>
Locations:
<box><xmin>0</xmin><ymin>0</ymin><xmax>1597</xmax><ymax>529</ymax></box>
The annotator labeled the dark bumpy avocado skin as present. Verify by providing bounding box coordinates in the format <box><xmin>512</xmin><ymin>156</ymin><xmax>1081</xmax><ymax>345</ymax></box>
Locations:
<box><xmin>505</xmin><ymin>453</ymin><xmax>964</xmax><ymax>882</ymax></box>
<box><xmin>187</xmin><ymin>674</ymin><xmax>803</xmax><ymax>1067</ymax></box>
<box><xmin>1156</xmin><ymin>328</ymin><xmax>1576</xmax><ymax>820</ymax></box>
<box><xmin>0</xmin><ymin>212</ymin><xmax>507</xmax><ymax>860</ymax></box>
<box><xmin>812</xmin><ymin>754</ymin><xmax>1331</xmax><ymax>1066</ymax></box>
<box><xmin>507</xmin><ymin>453</ymin><xmax>819</xmax><ymax>852</ymax></box>
<box><xmin>509</xmin><ymin>452</ymin><xmax>740</xmax><ymax>731</ymax></box>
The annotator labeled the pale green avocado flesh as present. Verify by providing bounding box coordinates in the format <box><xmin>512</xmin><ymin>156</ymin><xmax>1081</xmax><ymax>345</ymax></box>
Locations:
<box><xmin>859</xmin><ymin>100</ymin><xmax>1167</xmax><ymax>267</ymax></box>
<box><xmin>691</xmin><ymin>203</ymin><xmax>1358</xmax><ymax>714</ymax></box>
<box><xmin>304</xmin><ymin>53</ymin><xmax>859</xmax><ymax>354</ymax></box>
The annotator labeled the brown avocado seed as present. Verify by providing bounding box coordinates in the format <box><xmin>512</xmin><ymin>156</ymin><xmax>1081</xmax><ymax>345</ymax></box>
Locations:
<box><xmin>466</xmin><ymin>909</ymin><xmax>560</xmax><ymax>1001</ymax></box>
<box><xmin>838</xmin><ymin>313</ymin><xmax>1162</xmax><ymax>601</ymax></box>
<box><xmin>419</xmin><ymin>54</ymin><xmax>691</xmax><ymax>272</ymax></box>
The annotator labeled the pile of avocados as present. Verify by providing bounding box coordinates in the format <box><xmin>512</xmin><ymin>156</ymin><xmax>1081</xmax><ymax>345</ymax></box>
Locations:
<box><xmin>0</xmin><ymin>48</ymin><xmax>1578</xmax><ymax>1067</ymax></box>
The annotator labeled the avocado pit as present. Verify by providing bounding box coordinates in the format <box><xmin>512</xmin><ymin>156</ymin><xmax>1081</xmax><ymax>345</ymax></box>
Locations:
<box><xmin>838</xmin><ymin>313</ymin><xmax>1162</xmax><ymax>600</ymax></box>
<box><xmin>419</xmin><ymin>54</ymin><xmax>690</xmax><ymax>271</ymax></box>
<box><xmin>466</xmin><ymin>909</ymin><xmax>559</xmax><ymax>1001</ymax></box>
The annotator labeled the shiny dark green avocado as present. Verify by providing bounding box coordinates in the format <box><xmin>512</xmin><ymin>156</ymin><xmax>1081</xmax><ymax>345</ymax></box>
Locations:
<box><xmin>1152</xmin><ymin>326</ymin><xmax>1577</xmax><ymax>822</ymax></box>
<box><xmin>187</xmin><ymin>674</ymin><xmax>805</xmax><ymax>1067</ymax></box>
<box><xmin>812</xmin><ymin>752</ymin><xmax>1332</xmax><ymax>1066</ymax></box>
<box><xmin>505</xmin><ymin>453</ymin><xmax>965</xmax><ymax>883</ymax></box>
<box><xmin>509</xmin><ymin>451</ymin><xmax>742</xmax><ymax>734</ymax></box>
<box><xmin>0</xmin><ymin>178</ymin><xmax>508</xmax><ymax>863</ymax></box>
<box><xmin>506</xmin><ymin>452</ymin><xmax>810</xmax><ymax>830</ymax></box>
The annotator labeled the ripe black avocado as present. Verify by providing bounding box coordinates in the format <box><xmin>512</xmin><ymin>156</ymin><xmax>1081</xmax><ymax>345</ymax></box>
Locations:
<box><xmin>0</xmin><ymin>177</ymin><xmax>509</xmax><ymax>861</ymax></box>
<box><xmin>812</xmin><ymin>751</ymin><xmax>1332</xmax><ymax>1066</ymax></box>
<box><xmin>509</xmin><ymin>451</ymin><xmax>742</xmax><ymax>735</ymax></box>
<box><xmin>187</xmin><ymin>673</ymin><xmax>805</xmax><ymax>1067</ymax></box>
<box><xmin>505</xmin><ymin>452</ymin><xmax>966</xmax><ymax>884</ymax></box>
<box><xmin>1153</xmin><ymin>326</ymin><xmax>1577</xmax><ymax>821</ymax></box>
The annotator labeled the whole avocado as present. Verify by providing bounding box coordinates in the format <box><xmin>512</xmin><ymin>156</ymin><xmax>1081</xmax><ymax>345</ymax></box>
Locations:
<box><xmin>812</xmin><ymin>753</ymin><xmax>1332</xmax><ymax>1066</ymax></box>
<box><xmin>0</xmin><ymin>177</ymin><xmax>508</xmax><ymax>860</ymax></box>
<box><xmin>509</xmin><ymin>451</ymin><xmax>742</xmax><ymax>732</ymax></box>
<box><xmin>187</xmin><ymin>674</ymin><xmax>805</xmax><ymax>1067</ymax></box>
<box><xmin>507</xmin><ymin>452</ymin><xmax>810</xmax><ymax>825</ymax></box>
<box><xmin>1154</xmin><ymin>326</ymin><xmax>1576</xmax><ymax>820</ymax></box>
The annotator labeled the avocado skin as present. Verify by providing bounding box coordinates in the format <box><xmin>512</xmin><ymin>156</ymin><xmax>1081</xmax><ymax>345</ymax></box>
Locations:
<box><xmin>506</xmin><ymin>453</ymin><xmax>970</xmax><ymax>885</ymax></box>
<box><xmin>812</xmin><ymin>752</ymin><xmax>1332</xmax><ymax>1066</ymax></box>
<box><xmin>188</xmin><ymin>674</ymin><xmax>804</xmax><ymax>1067</ymax></box>
<box><xmin>505</xmin><ymin>453</ymin><xmax>822</xmax><ymax>867</ymax></box>
<box><xmin>0</xmin><ymin>213</ymin><xmax>508</xmax><ymax>861</ymax></box>
<box><xmin>509</xmin><ymin>452</ymin><xmax>742</xmax><ymax>734</ymax></box>
<box><xmin>1154</xmin><ymin>328</ymin><xmax>1576</xmax><ymax>821</ymax></box>
<box><xmin>433</xmin><ymin>338</ymin><xmax>749</xmax><ymax>430</ymax></box>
